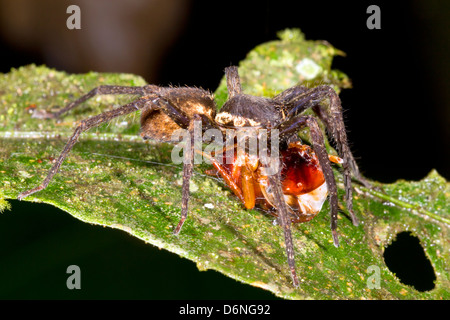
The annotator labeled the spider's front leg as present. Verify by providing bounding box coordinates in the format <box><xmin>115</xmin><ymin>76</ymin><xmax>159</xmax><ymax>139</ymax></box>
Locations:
<box><xmin>277</xmin><ymin>114</ymin><xmax>343</xmax><ymax>247</ymax></box>
<box><xmin>309</xmin><ymin>88</ymin><xmax>370</xmax><ymax>189</ymax></box>
<box><xmin>277</xmin><ymin>85</ymin><xmax>364</xmax><ymax>226</ymax></box>
<box><xmin>285</xmin><ymin>85</ymin><xmax>370</xmax><ymax>189</ymax></box>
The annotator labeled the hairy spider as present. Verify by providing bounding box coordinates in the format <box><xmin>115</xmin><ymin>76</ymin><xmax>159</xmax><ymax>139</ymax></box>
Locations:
<box><xmin>18</xmin><ymin>66</ymin><xmax>367</xmax><ymax>287</ymax></box>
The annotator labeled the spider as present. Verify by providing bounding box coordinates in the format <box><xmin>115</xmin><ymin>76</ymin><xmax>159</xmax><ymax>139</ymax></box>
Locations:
<box><xmin>18</xmin><ymin>66</ymin><xmax>367</xmax><ymax>287</ymax></box>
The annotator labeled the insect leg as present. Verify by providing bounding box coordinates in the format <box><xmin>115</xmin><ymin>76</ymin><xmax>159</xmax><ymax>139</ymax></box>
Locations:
<box><xmin>198</xmin><ymin>150</ymin><xmax>245</xmax><ymax>203</ymax></box>
<box><xmin>17</xmin><ymin>97</ymin><xmax>148</xmax><ymax>200</ymax></box>
<box><xmin>240</xmin><ymin>164</ymin><xmax>256</xmax><ymax>209</ymax></box>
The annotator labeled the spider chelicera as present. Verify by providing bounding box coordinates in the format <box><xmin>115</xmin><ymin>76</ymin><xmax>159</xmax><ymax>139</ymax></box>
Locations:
<box><xmin>18</xmin><ymin>66</ymin><xmax>368</xmax><ymax>287</ymax></box>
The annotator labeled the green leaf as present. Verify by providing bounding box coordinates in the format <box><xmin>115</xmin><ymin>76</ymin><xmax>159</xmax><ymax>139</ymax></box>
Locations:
<box><xmin>1</xmin><ymin>29</ymin><xmax>449</xmax><ymax>299</ymax></box>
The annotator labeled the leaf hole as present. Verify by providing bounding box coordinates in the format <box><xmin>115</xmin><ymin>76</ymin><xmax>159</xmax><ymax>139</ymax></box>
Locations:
<box><xmin>383</xmin><ymin>231</ymin><xmax>436</xmax><ymax>292</ymax></box>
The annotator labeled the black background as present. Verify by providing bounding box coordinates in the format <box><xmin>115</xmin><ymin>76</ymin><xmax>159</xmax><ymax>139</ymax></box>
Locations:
<box><xmin>0</xmin><ymin>0</ymin><xmax>448</xmax><ymax>299</ymax></box>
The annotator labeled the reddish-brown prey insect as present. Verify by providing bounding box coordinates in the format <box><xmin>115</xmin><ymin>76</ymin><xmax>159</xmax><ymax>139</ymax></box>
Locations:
<box><xmin>18</xmin><ymin>66</ymin><xmax>367</xmax><ymax>287</ymax></box>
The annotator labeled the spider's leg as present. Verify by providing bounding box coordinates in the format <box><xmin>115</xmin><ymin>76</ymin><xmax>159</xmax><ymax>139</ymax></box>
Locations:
<box><xmin>155</xmin><ymin>98</ymin><xmax>191</xmax><ymax>129</ymax></box>
<box><xmin>277</xmin><ymin>115</ymin><xmax>341</xmax><ymax>247</ymax></box>
<box><xmin>272</xmin><ymin>85</ymin><xmax>309</xmax><ymax>105</ymax></box>
<box><xmin>34</xmin><ymin>85</ymin><xmax>157</xmax><ymax>119</ymax></box>
<box><xmin>225</xmin><ymin>66</ymin><xmax>242</xmax><ymax>98</ymax></box>
<box><xmin>279</xmin><ymin>86</ymin><xmax>355</xmax><ymax>169</ymax></box>
<box><xmin>281</xmin><ymin>85</ymin><xmax>360</xmax><ymax>226</ymax></box>
<box><xmin>144</xmin><ymin>96</ymin><xmax>220</xmax><ymax>234</ymax></box>
<box><xmin>311</xmin><ymin>98</ymin><xmax>370</xmax><ymax>188</ymax></box>
<box><xmin>268</xmin><ymin>171</ymin><xmax>299</xmax><ymax>287</ymax></box>
<box><xmin>173</xmin><ymin>114</ymin><xmax>200</xmax><ymax>235</ymax></box>
<box><xmin>17</xmin><ymin>97</ymin><xmax>148</xmax><ymax>200</ymax></box>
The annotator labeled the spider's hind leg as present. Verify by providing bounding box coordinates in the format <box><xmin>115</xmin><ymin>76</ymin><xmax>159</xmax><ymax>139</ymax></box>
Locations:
<box><xmin>17</xmin><ymin>96</ymin><xmax>149</xmax><ymax>200</ymax></box>
<box><xmin>33</xmin><ymin>84</ymin><xmax>157</xmax><ymax>119</ymax></box>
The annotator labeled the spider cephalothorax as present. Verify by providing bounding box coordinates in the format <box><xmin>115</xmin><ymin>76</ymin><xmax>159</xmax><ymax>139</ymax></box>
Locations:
<box><xmin>18</xmin><ymin>66</ymin><xmax>367</xmax><ymax>287</ymax></box>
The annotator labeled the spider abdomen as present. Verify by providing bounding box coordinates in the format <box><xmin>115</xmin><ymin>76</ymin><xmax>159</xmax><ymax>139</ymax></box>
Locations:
<box><xmin>140</xmin><ymin>87</ymin><xmax>216</xmax><ymax>142</ymax></box>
